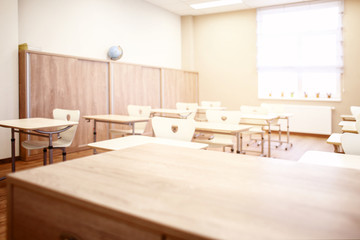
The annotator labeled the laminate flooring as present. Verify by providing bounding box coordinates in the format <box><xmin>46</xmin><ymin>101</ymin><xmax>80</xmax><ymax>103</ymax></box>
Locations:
<box><xmin>0</xmin><ymin>133</ymin><xmax>334</xmax><ymax>239</ymax></box>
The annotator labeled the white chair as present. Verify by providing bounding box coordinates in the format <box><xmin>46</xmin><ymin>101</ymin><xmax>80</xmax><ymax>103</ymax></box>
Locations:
<box><xmin>111</xmin><ymin>105</ymin><xmax>151</xmax><ymax>137</ymax></box>
<box><xmin>176</xmin><ymin>102</ymin><xmax>198</xmax><ymax>119</ymax></box>
<box><xmin>341</xmin><ymin>133</ymin><xmax>360</xmax><ymax>155</ymax></box>
<box><xmin>22</xmin><ymin>108</ymin><xmax>80</xmax><ymax>165</ymax></box>
<box><xmin>152</xmin><ymin>117</ymin><xmax>195</xmax><ymax>142</ymax></box>
<box><xmin>201</xmin><ymin>101</ymin><xmax>221</xmax><ymax>107</ymax></box>
<box><xmin>350</xmin><ymin>106</ymin><xmax>360</xmax><ymax>120</ymax></box>
<box><xmin>194</xmin><ymin>110</ymin><xmax>242</xmax><ymax>152</ymax></box>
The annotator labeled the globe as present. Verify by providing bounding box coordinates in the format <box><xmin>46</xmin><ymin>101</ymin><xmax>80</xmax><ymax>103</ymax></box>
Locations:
<box><xmin>108</xmin><ymin>45</ymin><xmax>123</xmax><ymax>60</ymax></box>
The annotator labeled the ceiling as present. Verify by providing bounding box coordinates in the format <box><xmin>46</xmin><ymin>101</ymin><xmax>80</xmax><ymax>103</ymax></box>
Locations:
<box><xmin>144</xmin><ymin>0</ymin><xmax>315</xmax><ymax>16</ymax></box>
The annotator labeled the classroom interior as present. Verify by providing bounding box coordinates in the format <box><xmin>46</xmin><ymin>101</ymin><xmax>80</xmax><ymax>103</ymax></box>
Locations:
<box><xmin>1</xmin><ymin>0</ymin><xmax>360</xmax><ymax>239</ymax></box>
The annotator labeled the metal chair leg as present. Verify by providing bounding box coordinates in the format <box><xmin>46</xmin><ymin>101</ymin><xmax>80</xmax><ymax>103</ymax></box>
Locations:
<box><xmin>43</xmin><ymin>148</ymin><xmax>47</xmax><ymax>165</ymax></box>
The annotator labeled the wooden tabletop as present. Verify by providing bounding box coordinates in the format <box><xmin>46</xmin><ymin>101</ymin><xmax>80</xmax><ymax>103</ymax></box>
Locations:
<box><xmin>240</xmin><ymin>113</ymin><xmax>280</xmax><ymax>121</ymax></box>
<box><xmin>0</xmin><ymin>118</ymin><xmax>78</xmax><ymax>130</ymax></box>
<box><xmin>151</xmin><ymin>108</ymin><xmax>192</xmax><ymax>114</ymax></box>
<box><xmin>194</xmin><ymin>121</ymin><xmax>251</xmax><ymax>134</ymax></box>
<box><xmin>88</xmin><ymin>135</ymin><xmax>208</xmax><ymax>151</ymax></box>
<box><xmin>341</xmin><ymin>114</ymin><xmax>356</xmax><ymax>121</ymax></box>
<box><xmin>83</xmin><ymin>114</ymin><xmax>149</xmax><ymax>123</ymax></box>
<box><xmin>8</xmin><ymin>144</ymin><xmax>360</xmax><ymax>239</ymax></box>
<box><xmin>299</xmin><ymin>150</ymin><xmax>360</xmax><ymax>170</ymax></box>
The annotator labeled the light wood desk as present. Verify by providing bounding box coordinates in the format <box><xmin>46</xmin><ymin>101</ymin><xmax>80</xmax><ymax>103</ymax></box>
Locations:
<box><xmin>326</xmin><ymin>133</ymin><xmax>343</xmax><ymax>153</ymax></box>
<box><xmin>195</xmin><ymin>106</ymin><xmax>226</xmax><ymax>121</ymax></box>
<box><xmin>7</xmin><ymin>144</ymin><xmax>360</xmax><ymax>239</ymax></box>
<box><xmin>194</xmin><ymin>121</ymin><xmax>252</xmax><ymax>154</ymax></box>
<box><xmin>0</xmin><ymin>118</ymin><xmax>78</xmax><ymax>180</ymax></box>
<box><xmin>150</xmin><ymin>108</ymin><xmax>192</xmax><ymax>119</ymax></box>
<box><xmin>341</xmin><ymin>114</ymin><xmax>356</xmax><ymax>121</ymax></box>
<box><xmin>83</xmin><ymin>114</ymin><xmax>150</xmax><ymax>153</ymax></box>
<box><xmin>240</xmin><ymin>113</ymin><xmax>281</xmax><ymax>157</ymax></box>
<box><xmin>88</xmin><ymin>135</ymin><xmax>208</xmax><ymax>151</ymax></box>
<box><xmin>299</xmin><ymin>150</ymin><xmax>360</xmax><ymax>170</ymax></box>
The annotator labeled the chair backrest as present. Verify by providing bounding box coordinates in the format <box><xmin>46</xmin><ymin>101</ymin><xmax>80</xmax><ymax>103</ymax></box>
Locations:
<box><xmin>127</xmin><ymin>105</ymin><xmax>151</xmax><ymax>133</ymax></box>
<box><xmin>201</xmin><ymin>101</ymin><xmax>221</xmax><ymax>107</ymax></box>
<box><xmin>53</xmin><ymin>108</ymin><xmax>80</xmax><ymax>144</ymax></box>
<box><xmin>240</xmin><ymin>105</ymin><xmax>269</xmax><ymax>125</ymax></box>
<box><xmin>152</xmin><ymin>117</ymin><xmax>195</xmax><ymax>141</ymax></box>
<box><xmin>341</xmin><ymin>133</ymin><xmax>360</xmax><ymax>155</ymax></box>
<box><xmin>206</xmin><ymin>110</ymin><xmax>242</xmax><ymax>124</ymax></box>
<box><xmin>351</xmin><ymin>106</ymin><xmax>360</xmax><ymax>121</ymax></box>
<box><xmin>261</xmin><ymin>103</ymin><xmax>284</xmax><ymax>114</ymax></box>
<box><xmin>127</xmin><ymin>105</ymin><xmax>151</xmax><ymax>117</ymax></box>
<box><xmin>176</xmin><ymin>102</ymin><xmax>198</xmax><ymax>119</ymax></box>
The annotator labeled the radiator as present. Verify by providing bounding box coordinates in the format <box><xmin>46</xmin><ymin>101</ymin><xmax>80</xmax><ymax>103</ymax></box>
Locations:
<box><xmin>264</xmin><ymin>104</ymin><xmax>334</xmax><ymax>135</ymax></box>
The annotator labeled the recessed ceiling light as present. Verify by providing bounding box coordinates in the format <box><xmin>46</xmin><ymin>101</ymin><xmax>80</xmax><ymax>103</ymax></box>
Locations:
<box><xmin>190</xmin><ymin>0</ymin><xmax>243</xmax><ymax>10</ymax></box>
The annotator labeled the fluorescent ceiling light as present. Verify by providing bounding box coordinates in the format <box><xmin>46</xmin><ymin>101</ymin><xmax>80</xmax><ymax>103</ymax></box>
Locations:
<box><xmin>190</xmin><ymin>0</ymin><xmax>243</xmax><ymax>9</ymax></box>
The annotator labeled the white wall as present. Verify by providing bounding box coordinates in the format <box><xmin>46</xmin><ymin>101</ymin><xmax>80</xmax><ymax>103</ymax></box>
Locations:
<box><xmin>18</xmin><ymin>0</ymin><xmax>181</xmax><ymax>69</ymax></box>
<box><xmin>0</xmin><ymin>0</ymin><xmax>19</xmax><ymax>159</ymax></box>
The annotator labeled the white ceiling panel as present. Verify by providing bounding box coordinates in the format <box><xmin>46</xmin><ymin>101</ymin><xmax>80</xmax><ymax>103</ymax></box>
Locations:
<box><xmin>144</xmin><ymin>0</ymin><xmax>317</xmax><ymax>15</ymax></box>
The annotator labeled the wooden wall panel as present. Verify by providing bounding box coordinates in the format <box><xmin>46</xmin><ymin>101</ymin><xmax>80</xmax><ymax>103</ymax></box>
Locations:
<box><xmin>20</xmin><ymin>52</ymin><xmax>109</xmax><ymax>159</ymax></box>
<box><xmin>111</xmin><ymin>63</ymin><xmax>161</xmax><ymax>132</ymax></box>
<box><xmin>18</xmin><ymin>50</ymin><xmax>198</xmax><ymax>160</ymax></box>
<box><xmin>111</xmin><ymin>63</ymin><xmax>161</xmax><ymax>113</ymax></box>
<box><xmin>161</xmin><ymin>69</ymin><xmax>199</xmax><ymax>108</ymax></box>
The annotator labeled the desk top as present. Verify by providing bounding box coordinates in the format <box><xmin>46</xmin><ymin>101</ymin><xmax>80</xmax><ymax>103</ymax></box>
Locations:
<box><xmin>197</xmin><ymin>106</ymin><xmax>226</xmax><ymax>111</ymax></box>
<box><xmin>151</xmin><ymin>108</ymin><xmax>192</xmax><ymax>114</ymax></box>
<box><xmin>8</xmin><ymin>144</ymin><xmax>360</xmax><ymax>239</ymax></box>
<box><xmin>88</xmin><ymin>135</ymin><xmax>208</xmax><ymax>151</ymax></box>
<box><xmin>83</xmin><ymin>114</ymin><xmax>149</xmax><ymax>123</ymax></box>
<box><xmin>299</xmin><ymin>150</ymin><xmax>360</xmax><ymax>170</ymax></box>
<box><xmin>0</xmin><ymin>118</ymin><xmax>78</xmax><ymax>130</ymax></box>
<box><xmin>341</xmin><ymin>114</ymin><xmax>356</xmax><ymax>121</ymax></box>
<box><xmin>240</xmin><ymin>113</ymin><xmax>280</xmax><ymax>121</ymax></box>
<box><xmin>195</xmin><ymin>121</ymin><xmax>251</xmax><ymax>134</ymax></box>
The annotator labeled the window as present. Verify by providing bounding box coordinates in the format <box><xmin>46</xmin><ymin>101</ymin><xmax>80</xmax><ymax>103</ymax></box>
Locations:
<box><xmin>257</xmin><ymin>0</ymin><xmax>343</xmax><ymax>100</ymax></box>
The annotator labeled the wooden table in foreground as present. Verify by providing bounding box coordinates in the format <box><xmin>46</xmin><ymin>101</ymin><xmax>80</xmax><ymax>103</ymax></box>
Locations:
<box><xmin>88</xmin><ymin>135</ymin><xmax>208</xmax><ymax>151</ymax></box>
<box><xmin>7</xmin><ymin>144</ymin><xmax>360</xmax><ymax>240</ymax></box>
<box><xmin>299</xmin><ymin>150</ymin><xmax>360</xmax><ymax>170</ymax></box>
<box><xmin>0</xmin><ymin>118</ymin><xmax>78</xmax><ymax>180</ymax></box>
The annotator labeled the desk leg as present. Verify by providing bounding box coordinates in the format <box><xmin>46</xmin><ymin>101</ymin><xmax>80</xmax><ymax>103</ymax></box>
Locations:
<box><xmin>131</xmin><ymin>123</ymin><xmax>135</xmax><ymax>135</ymax></box>
<box><xmin>93</xmin><ymin>120</ymin><xmax>97</xmax><ymax>154</ymax></box>
<box><xmin>49</xmin><ymin>134</ymin><xmax>53</xmax><ymax>164</ymax></box>
<box><xmin>267</xmin><ymin>121</ymin><xmax>271</xmax><ymax>158</ymax></box>
<box><xmin>11</xmin><ymin>128</ymin><xmax>16</xmax><ymax>172</ymax></box>
<box><xmin>285</xmin><ymin>117</ymin><xmax>293</xmax><ymax>150</ymax></box>
<box><xmin>236</xmin><ymin>133</ymin><xmax>243</xmax><ymax>154</ymax></box>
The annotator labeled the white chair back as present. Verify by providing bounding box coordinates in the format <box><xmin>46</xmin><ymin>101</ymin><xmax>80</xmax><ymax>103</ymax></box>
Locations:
<box><xmin>152</xmin><ymin>117</ymin><xmax>195</xmax><ymax>142</ymax></box>
<box><xmin>201</xmin><ymin>101</ymin><xmax>221</xmax><ymax>107</ymax></box>
<box><xmin>351</xmin><ymin>106</ymin><xmax>360</xmax><ymax>121</ymax></box>
<box><xmin>53</xmin><ymin>108</ymin><xmax>80</xmax><ymax>145</ymax></box>
<box><xmin>127</xmin><ymin>105</ymin><xmax>151</xmax><ymax>133</ymax></box>
<box><xmin>261</xmin><ymin>103</ymin><xmax>284</xmax><ymax>114</ymax></box>
<box><xmin>240</xmin><ymin>105</ymin><xmax>269</xmax><ymax>125</ymax></box>
<box><xmin>341</xmin><ymin>133</ymin><xmax>360</xmax><ymax>155</ymax></box>
<box><xmin>206</xmin><ymin>110</ymin><xmax>242</xmax><ymax>124</ymax></box>
<box><xmin>176</xmin><ymin>102</ymin><xmax>198</xmax><ymax>119</ymax></box>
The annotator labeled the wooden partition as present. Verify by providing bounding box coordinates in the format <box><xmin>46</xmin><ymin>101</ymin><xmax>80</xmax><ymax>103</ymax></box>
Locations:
<box><xmin>161</xmin><ymin>69</ymin><xmax>199</xmax><ymax>108</ymax></box>
<box><xmin>18</xmin><ymin>50</ymin><xmax>199</xmax><ymax>160</ymax></box>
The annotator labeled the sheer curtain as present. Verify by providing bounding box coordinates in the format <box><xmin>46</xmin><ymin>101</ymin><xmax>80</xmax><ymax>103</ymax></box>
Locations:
<box><xmin>257</xmin><ymin>0</ymin><xmax>343</xmax><ymax>100</ymax></box>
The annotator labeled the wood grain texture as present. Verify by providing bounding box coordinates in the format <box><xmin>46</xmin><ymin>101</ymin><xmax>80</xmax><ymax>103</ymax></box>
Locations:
<box><xmin>19</xmin><ymin>52</ymin><xmax>109</xmax><ymax>159</ymax></box>
<box><xmin>161</xmin><ymin>69</ymin><xmax>199</xmax><ymax>109</ymax></box>
<box><xmin>7</xmin><ymin>144</ymin><xmax>360</xmax><ymax>240</ymax></box>
<box><xmin>111</xmin><ymin>63</ymin><xmax>161</xmax><ymax>132</ymax></box>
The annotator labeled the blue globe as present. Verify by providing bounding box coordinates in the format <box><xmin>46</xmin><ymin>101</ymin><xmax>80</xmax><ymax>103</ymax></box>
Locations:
<box><xmin>108</xmin><ymin>46</ymin><xmax>123</xmax><ymax>60</ymax></box>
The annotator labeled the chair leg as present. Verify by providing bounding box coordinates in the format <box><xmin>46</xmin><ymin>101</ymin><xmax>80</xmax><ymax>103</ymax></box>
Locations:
<box><xmin>43</xmin><ymin>148</ymin><xmax>47</xmax><ymax>165</ymax></box>
<box><xmin>62</xmin><ymin>148</ymin><xmax>66</xmax><ymax>161</ymax></box>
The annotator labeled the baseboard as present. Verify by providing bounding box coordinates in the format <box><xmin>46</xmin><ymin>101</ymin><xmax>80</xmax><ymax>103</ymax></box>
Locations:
<box><xmin>0</xmin><ymin>156</ymin><xmax>21</xmax><ymax>164</ymax></box>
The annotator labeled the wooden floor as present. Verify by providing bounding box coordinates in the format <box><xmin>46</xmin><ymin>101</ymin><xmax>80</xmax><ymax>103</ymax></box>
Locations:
<box><xmin>0</xmin><ymin>133</ymin><xmax>333</xmax><ymax>239</ymax></box>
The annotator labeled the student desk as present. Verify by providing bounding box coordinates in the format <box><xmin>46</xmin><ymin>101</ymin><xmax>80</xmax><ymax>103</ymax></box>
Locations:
<box><xmin>340</xmin><ymin>114</ymin><xmax>356</xmax><ymax>121</ymax></box>
<box><xmin>240</xmin><ymin>114</ymin><xmax>281</xmax><ymax>157</ymax></box>
<box><xmin>194</xmin><ymin>122</ymin><xmax>252</xmax><ymax>154</ymax></box>
<box><xmin>88</xmin><ymin>135</ymin><xmax>208</xmax><ymax>151</ymax></box>
<box><xmin>7</xmin><ymin>144</ymin><xmax>360</xmax><ymax>240</ymax></box>
<box><xmin>339</xmin><ymin>121</ymin><xmax>357</xmax><ymax>133</ymax></box>
<box><xmin>299</xmin><ymin>150</ymin><xmax>360</xmax><ymax>170</ymax></box>
<box><xmin>0</xmin><ymin>118</ymin><xmax>78</xmax><ymax>180</ymax></box>
<box><xmin>150</xmin><ymin>108</ymin><xmax>192</xmax><ymax>119</ymax></box>
<box><xmin>83</xmin><ymin>114</ymin><xmax>150</xmax><ymax>153</ymax></box>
